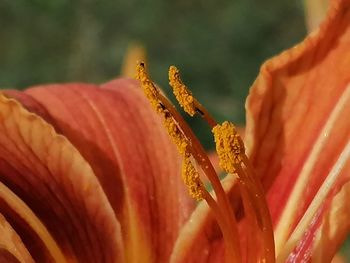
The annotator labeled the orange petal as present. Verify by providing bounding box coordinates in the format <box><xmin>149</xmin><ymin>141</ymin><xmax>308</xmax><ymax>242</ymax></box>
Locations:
<box><xmin>0</xmin><ymin>212</ymin><xmax>34</xmax><ymax>263</ymax></box>
<box><xmin>245</xmin><ymin>0</ymin><xmax>350</xmax><ymax>257</ymax></box>
<box><xmin>311</xmin><ymin>180</ymin><xmax>350</xmax><ymax>262</ymax></box>
<box><xmin>278</xmin><ymin>171</ymin><xmax>350</xmax><ymax>262</ymax></box>
<box><xmin>0</xmin><ymin>94</ymin><xmax>124</xmax><ymax>262</ymax></box>
<box><xmin>0</xmin><ymin>180</ymin><xmax>67</xmax><ymax>262</ymax></box>
<box><xmin>9</xmin><ymin>78</ymin><xmax>194</xmax><ymax>262</ymax></box>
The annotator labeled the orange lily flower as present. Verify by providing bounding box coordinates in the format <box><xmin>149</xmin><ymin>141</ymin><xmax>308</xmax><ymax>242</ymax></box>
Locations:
<box><xmin>0</xmin><ymin>0</ymin><xmax>349</xmax><ymax>262</ymax></box>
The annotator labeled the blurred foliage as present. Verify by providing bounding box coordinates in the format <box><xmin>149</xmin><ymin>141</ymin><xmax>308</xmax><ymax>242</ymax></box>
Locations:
<box><xmin>0</xmin><ymin>0</ymin><xmax>306</xmax><ymax>146</ymax></box>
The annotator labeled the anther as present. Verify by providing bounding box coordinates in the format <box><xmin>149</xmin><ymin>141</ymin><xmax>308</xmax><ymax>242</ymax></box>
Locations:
<box><xmin>163</xmin><ymin>116</ymin><xmax>188</xmax><ymax>156</ymax></box>
<box><xmin>168</xmin><ymin>65</ymin><xmax>217</xmax><ymax>127</ymax></box>
<box><xmin>182</xmin><ymin>157</ymin><xmax>204</xmax><ymax>200</ymax></box>
<box><xmin>137</xmin><ymin>62</ymin><xmax>190</xmax><ymax>157</ymax></box>
<box><xmin>212</xmin><ymin>121</ymin><xmax>245</xmax><ymax>173</ymax></box>
<box><xmin>136</xmin><ymin>62</ymin><xmax>165</xmax><ymax>114</ymax></box>
<box><xmin>168</xmin><ymin>66</ymin><xmax>197</xmax><ymax>116</ymax></box>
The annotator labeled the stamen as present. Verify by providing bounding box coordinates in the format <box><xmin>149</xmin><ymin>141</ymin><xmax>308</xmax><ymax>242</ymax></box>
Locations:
<box><xmin>239</xmin><ymin>185</ymin><xmax>259</xmax><ymax>263</ymax></box>
<box><xmin>213</xmin><ymin>120</ymin><xmax>275</xmax><ymax>263</ymax></box>
<box><xmin>137</xmin><ymin>63</ymin><xmax>188</xmax><ymax>156</ymax></box>
<box><xmin>137</xmin><ymin>62</ymin><xmax>205</xmax><ymax>196</ymax></box>
<box><xmin>137</xmin><ymin>62</ymin><xmax>241</xmax><ymax>262</ymax></box>
<box><xmin>167</xmin><ymin>64</ymin><xmax>275</xmax><ymax>262</ymax></box>
<box><xmin>237</xmin><ymin>161</ymin><xmax>275</xmax><ymax>263</ymax></box>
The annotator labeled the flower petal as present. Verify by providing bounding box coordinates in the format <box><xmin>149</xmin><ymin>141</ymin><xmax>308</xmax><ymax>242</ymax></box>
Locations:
<box><xmin>0</xmin><ymin>94</ymin><xmax>124</xmax><ymax>262</ymax></box>
<box><xmin>0</xmin><ymin>212</ymin><xmax>34</xmax><ymax>263</ymax></box>
<box><xmin>0</xmin><ymin>180</ymin><xmax>66</xmax><ymax>262</ymax></box>
<box><xmin>278</xmin><ymin>170</ymin><xmax>350</xmax><ymax>262</ymax></box>
<box><xmin>245</xmin><ymin>0</ymin><xmax>350</xmax><ymax>256</ymax></box>
<box><xmin>10</xmin><ymin>79</ymin><xmax>194</xmax><ymax>262</ymax></box>
<box><xmin>312</xmin><ymin>181</ymin><xmax>350</xmax><ymax>262</ymax></box>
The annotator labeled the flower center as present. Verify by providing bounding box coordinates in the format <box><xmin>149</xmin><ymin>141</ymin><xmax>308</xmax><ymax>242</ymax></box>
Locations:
<box><xmin>136</xmin><ymin>62</ymin><xmax>275</xmax><ymax>263</ymax></box>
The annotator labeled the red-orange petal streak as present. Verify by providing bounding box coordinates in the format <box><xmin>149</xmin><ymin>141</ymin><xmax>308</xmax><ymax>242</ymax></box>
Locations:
<box><xmin>0</xmin><ymin>94</ymin><xmax>124</xmax><ymax>262</ymax></box>
<box><xmin>16</xmin><ymin>79</ymin><xmax>195</xmax><ymax>262</ymax></box>
<box><xmin>0</xmin><ymin>181</ymin><xmax>67</xmax><ymax>262</ymax></box>
<box><xmin>0</xmin><ymin>212</ymin><xmax>34</xmax><ymax>263</ymax></box>
<box><xmin>245</xmin><ymin>0</ymin><xmax>350</xmax><ymax>256</ymax></box>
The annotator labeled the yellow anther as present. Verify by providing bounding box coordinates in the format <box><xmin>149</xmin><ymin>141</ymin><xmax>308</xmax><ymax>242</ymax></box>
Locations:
<box><xmin>212</xmin><ymin>121</ymin><xmax>245</xmax><ymax>173</ymax></box>
<box><xmin>169</xmin><ymin>66</ymin><xmax>196</xmax><ymax>116</ymax></box>
<box><xmin>136</xmin><ymin>62</ymin><xmax>164</xmax><ymax>114</ymax></box>
<box><xmin>182</xmin><ymin>157</ymin><xmax>204</xmax><ymax>201</ymax></box>
<box><xmin>137</xmin><ymin>62</ymin><xmax>190</xmax><ymax>156</ymax></box>
<box><xmin>163</xmin><ymin>116</ymin><xmax>188</xmax><ymax>156</ymax></box>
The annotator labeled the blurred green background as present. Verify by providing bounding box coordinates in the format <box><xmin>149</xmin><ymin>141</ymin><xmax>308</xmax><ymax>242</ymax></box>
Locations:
<box><xmin>0</xmin><ymin>0</ymin><xmax>305</xmax><ymax>143</ymax></box>
<box><xmin>1</xmin><ymin>1</ymin><xmax>349</xmax><ymax>260</ymax></box>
